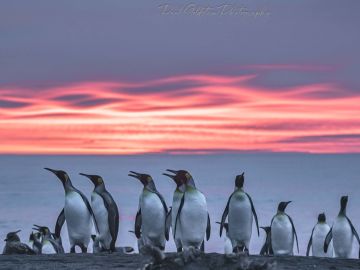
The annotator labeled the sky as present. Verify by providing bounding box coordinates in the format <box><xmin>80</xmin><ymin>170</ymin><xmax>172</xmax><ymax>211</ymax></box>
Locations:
<box><xmin>0</xmin><ymin>0</ymin><xmax>359</xmax><ymax>154</ymax></box>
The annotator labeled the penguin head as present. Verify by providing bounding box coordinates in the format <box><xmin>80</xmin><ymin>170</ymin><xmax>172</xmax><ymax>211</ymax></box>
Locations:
<box><xmin>44</xmin><ymin>168</ymin><xmax>70</xmax><ymax>187</ymax></box>
<box><xmin>277</xmin><ymin>201</ymin><xmax>292</xmax><ymax>213</ymax></box>
<box><xmin>79</xmin><ymin>173</ymin><xmax>104</xmax><ymax>188</ymax></box>
<box><xmin>163</xmin><ymin>169</ymin><xmax>195</xmax><ymax>190</ymax></box>
<box><xmin>32</xmin><ymin>225</ymin><xmax>51</xmax><ymax>236</ymax></box>
<box><xmin>340</xmin><ymin>195</ymin><xmax>348</xmax><ymax>213</ymax></box>
<box><xmin>4</xmin><ymin>230</ymin><xmax>21</xmax><ymax>242</ymax></box>
<box><xmin>318</xmin><ymin>213</ymin><xmax>326</xmax><ymax>223</ymax></box>
<box><xmin>128</xmin><ymin>171</ymin><xmax>154</xmax><ymax>187</ymax></box>
<box><xmin>260</xmin><ymin>226</ymin><xmax>271</xmax><ymax>234</ymax></box>
<box><xmin>29</xmin><ymin>232</ymin><xmax>41</xmax><ymax>242</ymax></box>
<box><xmin>235</xmin><ymin>172</ymin><xmax>245</xmax><ymax>189</ymax></box>
<box><xmin>163</xmin><ymin>169</ymin><xmax>185</xmax><ymax>188</ymax></box>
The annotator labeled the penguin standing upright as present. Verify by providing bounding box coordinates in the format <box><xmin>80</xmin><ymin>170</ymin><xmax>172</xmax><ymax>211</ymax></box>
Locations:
<box><xmin>220</xmin><ymin>173</ymin><xmax>259</xmax><ymax>253</ymax></box>
<box><xmin>324</xmin><ymin>196</ymin><xmax>360</xmax><ymax>258</ymax></box>
<box><xmin>79</xmin><ymin>173</ymin><xmax>119</xmax><ymax>252</ymax></box>
<box><xmin>216</xmin><ymin>222</ymin><xmax>233</xmax><ymax>254</ymax></box>
<box><xmin>260</xmin><ymin>226</ymin><xmax>273</xmax><ymax>255</ymax></box>
<box><xmin>168</xmin><ymin>170</ymin><xmax>211</xmax><ymax>251</ymax></box>
<box><xmin>163</xmin><ymin>169</ymin><xmax>185</xmax><ymax>252</ymax></box>
<box><xmin>129</xmin><ymin>171</ymin><xmax>168</xmax><ymax>250</ymax></box>
<box><xmin>306</xmin><ymin>213</ymin><xmax>333</xmax><ymax>257</ymax></box>
<box><xmin>45</xmin><ymin>168</ymin><xmax>97</xmax><ymax>253</ymax></box>
<box><xmin>271</xmin><ymin>201</ymin><xmax>299</xmax><ymax>256</ymax></box>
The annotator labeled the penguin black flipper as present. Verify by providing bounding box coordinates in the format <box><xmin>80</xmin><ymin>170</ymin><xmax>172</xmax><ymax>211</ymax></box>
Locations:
<box><xmin>246</xmin><ymin>192</ymin><xmax>260</xmax><ymax>236</ymax></box>
<box><xmin>220</xmin><ymin>193</ymin><xmax>233</xmax><ymax>237</ymax></box>
<box><xmin>155</xmin><ymin>191</ymin><xmax>168</xmax><ymax>215</ymax></box>
<box><xmin>135</xmin><ymin>208</ymin><xmax>142</xmax><ymax>239</ymax></box>
<box><xmin>206</xmin><ymin>212</ymin><xmax>211</xmax><ymax>241</ymax></box>
<box><xmin>165</xmin><ymin>207</ymin><xmax>172</xmax><ymax>241</ymax></box>
<box><xmin>174</xmin><ymin>193</ymin><xmax>185</xmax><ymax>238</ymax></box>
<box><xmin>306</xmin><ymin>227</ymin><xmax>315</xmax><ymax>256</ymax></box>
<box><xmin>286</xmin><ymin>214</ymin><xmax>299</xmax><ymax>253</ymax></box>
<box><xmin>346</xmin><ymin>216</ymin><xmax>360</xmax><ymax>245</ymax></box>
<box><xmin>324</xmin><ymin>227</ymin><xmax>332</xmax><ymax>253</ymax></box>
<box><xmin>96</xmin><ymin>190</ymin><xmax>120</xmax><ymax>250</ymax></box>
<box><xmin>55</xmin><ymin>208</ymin><xmax>65</xmax><ymax>238</ymax></box>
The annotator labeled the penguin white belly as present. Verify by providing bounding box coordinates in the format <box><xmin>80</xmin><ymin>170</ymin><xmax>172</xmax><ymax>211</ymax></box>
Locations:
<box><xmin>141</xmin><ymin>191</ymin><xmax>166</xmax><ymax>248</ymax></box>
<box><xmin>271</xmin><ymin>215</ymin><xmax>294</xmax><ymax>255</ymax></box>
<box><xmin>180</xmin><ymin>189</ymin><xmax>207</xmax><ymax>249</ymax></box>
<box><xmin>228</xmin><ymin>192</ymin><xmax>253</xmax><ymax>249</ymax></box>
<box><xmin>91</xmin><ymin>192</ymin><xmax>112</xmax><ymax>249</ymax></box>
<box><xmin>312</xmin><ymin>224</ymin><xmax>333</xmax><ymax>257</ymax></box>
<box><xmin>65</xmin><ymin>191</ymin><xmax>92</xmax><ymax>247</ymax></box>
<box><xmin>332</xmin><ymin>217</ymin><xmax>353</xmax><ymax>258</ymax></box>
<box><xmin>41</xmin><ymin>241</ymin><xmax>56</xmax><ymax>254</ymax></box>
<box><xmin>224</xmin><ymin>235</ymin><xmax>233</xmax><ymax>254</ymax></box>
<box><xmin>172</xmin><ymin>191</ymin><xmax>182</xmax><ymax>249</ymax></box>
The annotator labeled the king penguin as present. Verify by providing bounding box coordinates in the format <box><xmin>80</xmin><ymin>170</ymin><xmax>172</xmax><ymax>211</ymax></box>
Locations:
<box><xmin>216</xmin><ymin>222</ymin><xmax>233</xmax><ymax>254</ymax></box>
<box><xmin>270</xmin><ymin>201</ymin><xmax>299</xmax><ymax>256</ymax></box>
<box><xmin>260</xmin><ymin>226</ymin><xmax>273</xmax><ymax>255</ymax></box>
<box><xmin>170</xmin><ymin>170</ymin><xmax>211</xmax><ymax>251</ymax></box>
<box><xmin>79</xmin><ymin>173</ymin><xmax>119</xmax><ymax>252</ymax></box>
<box><xmin>163</xmin><ymin>169</ymin><xmax>185</xmax><ymax>252</ymax></box>
<box><xmin>324</xmin><ymin>196</ymin><xmax>360</xmax><ymax>258</ymax></box>
<box><xmin>32</xmin><ymin>225</ymin><xmax>64</xmax><ymax>254</ymax></box>
<box><xmin>220</xmin><ymin>173</ymin><xmax>259</xmax><ymax>253</ymax></box>
<box><xmin>129</xmin><ymin>171</ymin><xmax>168</xmax><ymax>250</ymax></box>
<box><xmin>306</xmin><ymin>213</ymin><xmax>333</xmax><ymax>257</ymax></box>
<box><xmin>29</xmin><ymin>232</ymin><xmax>42</xmax><ymax>254</ymax></box>
<box><xmin>45</xmin><ymin>168</ymin><xmax>97</xmax><ymax>253</ymax></box>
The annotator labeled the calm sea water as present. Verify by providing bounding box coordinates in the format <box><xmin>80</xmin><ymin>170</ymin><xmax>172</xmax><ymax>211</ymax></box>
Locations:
<box><xmin>1</xmin><ymin>154</ymin><xmax>360</xmax><ymax>257</ymax></box>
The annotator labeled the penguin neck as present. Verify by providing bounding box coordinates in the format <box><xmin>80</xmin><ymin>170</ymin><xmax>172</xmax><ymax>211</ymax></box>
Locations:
<box><xmin>186</xmin><ymin>178</ymin><xmax>196</xmax><ymax>189</ymax></box>
<box><xmin>277</xmin><ymin>210</ymin><xmax>285</xmax><ymax>215</ymax></box>
<box><xmin>235</xmin><ymin>187</ymin><xmax>244</xmax><ymax>192</ymax></box>
<box><xmin>94</xmin><ymin>184</ymin><xmax>106</xmax><ymax>193</ymax></box>
<box><xmin>63</xmin><ymin>179</ymin><xmax>75</xmax><ymax>194</ymax></box>
<box><xmin>144</xmin><ymin>181</ymin><xmax>157</xmax><ymax>193</ymax></box>
<box><xmin>339</xmin><ymin>207</ymin><xmax>347</xmax><ymax>216</ymax></box>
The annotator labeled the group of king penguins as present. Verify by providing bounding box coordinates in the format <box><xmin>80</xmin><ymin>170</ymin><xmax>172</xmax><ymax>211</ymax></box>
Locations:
<box><xmin>3</xmin><ymin>168</ymin><xmax>360</xmax><ymax>260</ymax></box>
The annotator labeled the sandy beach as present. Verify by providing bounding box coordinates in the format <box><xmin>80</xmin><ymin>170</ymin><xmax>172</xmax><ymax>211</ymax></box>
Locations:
<box><xmin>1</xmin><ymin>253</ymin><xmax>359</xmax><ymax>270</ymax></box>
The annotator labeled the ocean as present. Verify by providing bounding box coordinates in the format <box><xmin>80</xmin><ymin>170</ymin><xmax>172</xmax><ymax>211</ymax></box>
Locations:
<box><xmin>1</xmin><ymin>153</ymin><xmax>359</xmax><ymax>257</ymax></box>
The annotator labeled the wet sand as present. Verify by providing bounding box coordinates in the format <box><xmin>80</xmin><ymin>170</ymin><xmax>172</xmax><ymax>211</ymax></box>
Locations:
<box><xmin>1</xmin><ymin>253</ymin><xmax>360</xmax><ymax>270</ymax></box>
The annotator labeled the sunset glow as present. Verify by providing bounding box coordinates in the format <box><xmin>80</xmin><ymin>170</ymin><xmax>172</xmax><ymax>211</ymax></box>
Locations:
<box><xmin>1</xmin><ymin>72</ymin><xmax>359</xmax><ymax>154</ymax></box>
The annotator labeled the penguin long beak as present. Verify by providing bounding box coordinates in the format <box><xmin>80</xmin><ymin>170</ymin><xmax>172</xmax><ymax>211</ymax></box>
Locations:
<box><xmin>79</xmin><ymin>173</ymin><xmax>97</xmax><ymax>185</ymax></box>
<box><xmin>128</xmin><ymin>171</ymin><xmax>140</xmax><ymax>179</ymax></box>
<box><xmin>166</xmin><ymin>169</ymin><xmax>178</xmax><ymax>174</ymax></box>
<box><xmin>44</xmin><ymin>167</ymin><xmax>58</xmax><ymax>174</ymax></box>
<box><xmin>163</xmin><ymin>173</ymin><xmax>175</xmax><ymax>179</ymax></box>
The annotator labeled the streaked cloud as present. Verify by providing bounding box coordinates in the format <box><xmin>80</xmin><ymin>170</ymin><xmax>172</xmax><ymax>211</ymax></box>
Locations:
<box><xmin>1</xmin><ymin>68</ymin><xmax>359</xmax><ymax>154</ymax></box>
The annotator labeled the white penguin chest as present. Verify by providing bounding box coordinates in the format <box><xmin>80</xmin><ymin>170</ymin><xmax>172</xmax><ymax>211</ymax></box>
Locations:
<box><xmin>271</xmin><ymin>214</ymin><xmax>294</xmax><ymax>255</ymax></box>
<box><xmin>41</xmin><ymin>241</ymin><xmax>56</xmax><ymax>254</ymax></box>
<box><xmin>140</xmin><ymin>191</ymin><xmax>166</xmax><ymax>232</ymax></box>
<box><xmin>91</xmin><ymin>192</ymin><xmax>109</xmax><ymax>234</ymax></box>
<box><xmin>64</xmin><ymin>191</ymin><xmax>92</xmax><ymax>244</ymax></box>
<box><xmin>312</xmin><ymin>223</ymin><xmax>332</xmax><ymax>256</ymax></box>
<box><xmin>333</xmin><ymin>216</ymin><xmax>353</xmax><ymax>257</ymax></box>
<box><xmin>228</xmin><ymin>192</ymin><xmax>253</xmax><ymax>234</ymax></box>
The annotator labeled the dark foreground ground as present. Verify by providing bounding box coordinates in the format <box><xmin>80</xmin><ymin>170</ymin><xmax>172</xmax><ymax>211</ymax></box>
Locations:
<box><xmin>1</xmin><ymin>252</ymin><xmax>360</xmax><ymax>270</ymax></box>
